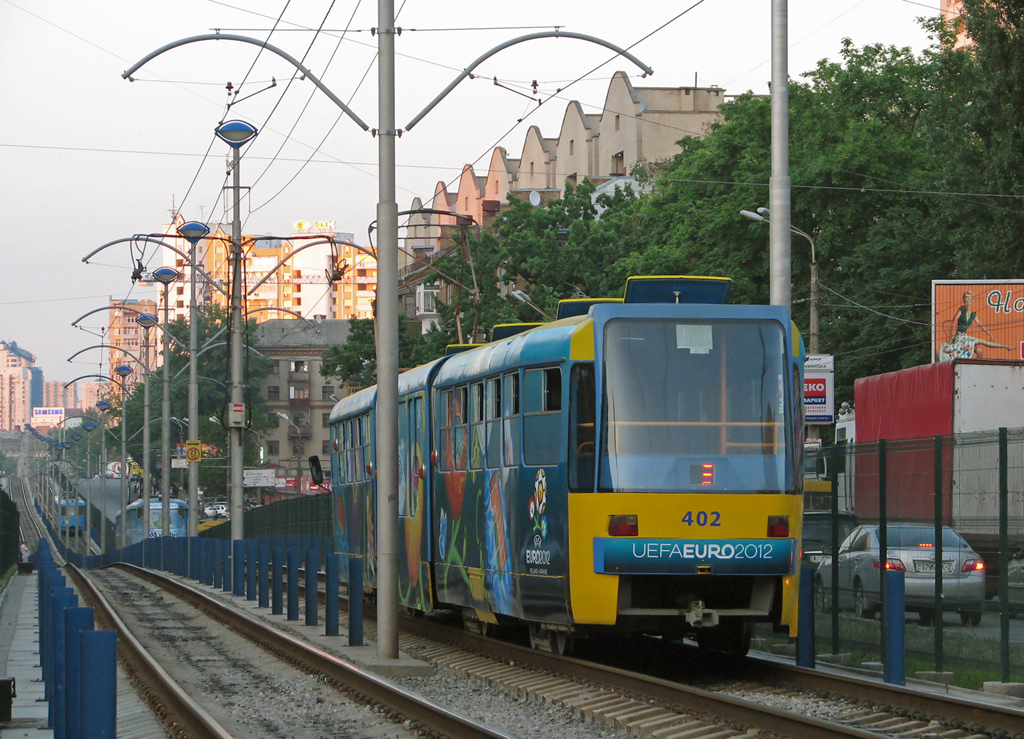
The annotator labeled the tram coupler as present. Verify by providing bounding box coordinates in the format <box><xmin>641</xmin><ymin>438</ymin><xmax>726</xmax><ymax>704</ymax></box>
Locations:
<box><xmin>684</xmin><ymin>601</ymin><xmax>718</xmax><ymax>628</ymax></box>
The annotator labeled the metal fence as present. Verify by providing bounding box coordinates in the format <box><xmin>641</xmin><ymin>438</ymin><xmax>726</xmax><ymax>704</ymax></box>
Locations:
<box><xmin>796</xmin><ymin>427</ymin><xmax>1024</xmax><ymax>687</ymax></box>
<box><xmin>199</xmin><ymin>493</ymin><xmax>333</xmax><ymax>542</ymax></box>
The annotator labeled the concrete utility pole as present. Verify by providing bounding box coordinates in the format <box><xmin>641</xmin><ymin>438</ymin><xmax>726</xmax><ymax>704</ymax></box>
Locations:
<box><xmin>770</xmin><ymin>0</ymin><xmax>792</xmax><ymax>311</ymax></box>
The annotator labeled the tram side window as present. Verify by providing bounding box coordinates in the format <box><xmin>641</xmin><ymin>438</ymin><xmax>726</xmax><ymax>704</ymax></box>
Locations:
<box><xmin>357</xmin><ymin>414</ymin><xmax>370</xmax><ymax>480</ymax></box>
<box><xmin>439</xmin><ymin>389</ymin><xmax>453</xmax><ymax>472</ymax></box>
<box><xmin>523</xmin><ymin>367</ymin><xmax>561</xmax><ymax>465</ymax></box>
<box><xmin>569</xmin><ymin>363</ymin><xmax>596</xmax><ymax>491</ymax></box>
<box><xmin>454</xmin><ymin>386</ymin><xmax>468</xmax><ymax>471</ymax></box>
<box><xmin>485</xmin><ymin>378</ymin><xmax>502</xmax><ymax>468</ymax></box>
<box><xmin>469</xmin><ymin>382</ymin><xmax>484</xmax><ymax>470</ymax></box>
<box><xmin>503</xmin><ymin>372</ymin><xmax>521</xmax><ymax>466</ymax></box>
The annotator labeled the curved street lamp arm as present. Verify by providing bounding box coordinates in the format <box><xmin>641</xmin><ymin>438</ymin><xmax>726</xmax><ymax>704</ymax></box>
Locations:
<box><xmin>245</xmin><ymin>238</ymin><xmax>346</xmax><ymax>295</ymax></box>
<box><xmin>64</xmin><ymin>374</ymin><xmax>124</xmax><ymax>391</ymax></box>
<box><xmin>67</xmin><ymin>343</ymin><xmax>145</xmax><ymax>367</ymax></box>
<box><xmin>406</xmin><ymin>31</ymin><xmax>653</xmax><ymax>131</ymax></box>
<box><xmin>82</xmin><ymin>236</ymin><xmax>229</xmax><ymax>297</ymax></box>
<box><xmin>790</xmin><ymin>226</ymin><xmax>816</xmax><ymax>264</ymax></box>
<box><xmin>71</xmin><ymin>306</ymin><xmax>187</xmax><ymax>350</ymax></box>
<box><xmin>122</xmin><ymin>34</ymin><xmax>369</xmax><ymax>131</ymax></box>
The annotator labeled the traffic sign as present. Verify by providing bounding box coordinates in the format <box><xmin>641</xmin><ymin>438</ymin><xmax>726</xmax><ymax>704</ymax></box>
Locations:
<box><xmin>185</xmin><ymin>439</ymin><xmax>202</xmax><ymax>463</ymax></box>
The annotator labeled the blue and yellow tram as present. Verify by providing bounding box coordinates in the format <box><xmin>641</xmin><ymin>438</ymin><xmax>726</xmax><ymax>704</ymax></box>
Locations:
<box><xmin>118</xmin><ymin>498</ymin><xmax>189</xmax><ymax>545</ymax></box>
<box><xmin>326</xmin><ymin>276</ymin><xmax>804</xmax><ymax>654</ymax></box>
<box><xmin>60</xmin><ymin>497</ymin><xmax>86</xmax><ymax>536</ymax></box>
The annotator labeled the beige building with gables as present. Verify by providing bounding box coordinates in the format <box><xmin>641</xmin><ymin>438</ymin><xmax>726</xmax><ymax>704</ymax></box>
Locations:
<box><xmin>399</xmin><ymin>71</ymin><xmax>728</xmax><ymax>332</ymax></box>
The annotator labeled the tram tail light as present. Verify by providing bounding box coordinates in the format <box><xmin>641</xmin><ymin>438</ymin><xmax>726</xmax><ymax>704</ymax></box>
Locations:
<box><xmin>608</xmin><ymin>515</ymin><xmax>638</xmax><ymax>537</ymax></box>
<box><xmin>766</xmin><ymin>515</ymin><xmax>789</xmax><ymax>538</ymax></box>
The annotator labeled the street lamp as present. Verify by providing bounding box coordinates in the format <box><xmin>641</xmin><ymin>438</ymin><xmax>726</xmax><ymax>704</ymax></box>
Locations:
<box><xmin>152</xmin><ymin>266</ymin><xmax>180</xmax><ymax>540</ymax></box>
<box><xmin>276</xmin><ymin>412</ymin><xmax>303</xmax><ymax>496</ymax></box>
<box><xmin>113</xmin><ymin>364</ymin><xmax>133</xmax><ymax>548</ymax></box>
<box><xmin>136</xmin><ymin>312</ymin><xmax>157</xmax><ymax>553</ymax></box>
<box><xmin>510</xmin><ymin>289</ymin><xmax>552</xmax><ymax>321</ymax></box>
<box><xmin>95</xmin><ymin>399</ymin><xmax>112</xmax><ymax>554</ymax></box>
<box><xmin>740</xmin><ymin>208</ymin><xmax>818</xmax><ymax>355</ymax></box>
<box><xmin>176</xmin><ymin>220</ymin><xmax>209</xmax><ymax>544</ymax></box>
<box><xmin>216</xmin><ymin>119</ymin><xmax>257</xmax><ymax>544</ymax></box>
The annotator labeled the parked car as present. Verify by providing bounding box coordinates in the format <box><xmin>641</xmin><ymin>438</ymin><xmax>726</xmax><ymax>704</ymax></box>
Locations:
<box><xmin>205</xmin><ymin>503</ymin><xmax>228</xmax><ymax>518</ymax></box>
<box><xmin>814</xmin><ymin>523</ymin><xmax>986</xmax><ymax>626</ymax></box>
<box><xmin>801</xmin><ymin>510</ymin><xmax>858</xmax><ymax>566</ymax></box>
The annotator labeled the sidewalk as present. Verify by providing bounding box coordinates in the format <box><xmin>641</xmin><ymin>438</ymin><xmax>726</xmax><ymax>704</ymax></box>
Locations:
<box><xmin>0</xmin><ymin>571</ymin><xmax>50</xmax><ymax>738</ymax></box>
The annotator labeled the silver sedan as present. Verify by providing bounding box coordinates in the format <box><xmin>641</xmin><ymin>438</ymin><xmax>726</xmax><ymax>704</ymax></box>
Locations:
<box><xmin>814</xmin><ymin>523</ymin><xmax>986</xmax><ymax>626</ymax></box>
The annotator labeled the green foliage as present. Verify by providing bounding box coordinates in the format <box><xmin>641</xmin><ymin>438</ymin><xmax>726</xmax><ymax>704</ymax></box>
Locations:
<box><xmin>319</xmin><ymin>315</ymin><xmax>445</xmax><ymax>388</ymax></box>
<box><xmin>105</xmin><ymin>305</ymin><xmax>275</xmax><ymax>497</ymax></box>
<box><xmin>329</xmin><ymin>4</ymin><xmax>1024</xmax><ymax>419</ymax></box>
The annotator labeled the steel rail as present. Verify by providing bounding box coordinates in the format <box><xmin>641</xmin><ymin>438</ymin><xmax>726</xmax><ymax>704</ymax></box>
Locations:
<box><xmin>300</xmin><ymin>574</ymin><xmax>1022</xmax><ymax>739</ymax></box>
<box><xmin>109</xmin><ymin>563</ymin><xmax>516</xmax><ymax>739</ymax></box>
<box><xmin>65</xmin><ymin>564</ymin><xmax>234</xmax><ymax>739</ymax></box>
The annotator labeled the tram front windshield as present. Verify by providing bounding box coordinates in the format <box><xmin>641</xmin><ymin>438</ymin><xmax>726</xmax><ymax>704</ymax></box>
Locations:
<box><xmin>601</xmin><ymin>318</ymin><xmax>791</xmax><ymax>493</ymax></box>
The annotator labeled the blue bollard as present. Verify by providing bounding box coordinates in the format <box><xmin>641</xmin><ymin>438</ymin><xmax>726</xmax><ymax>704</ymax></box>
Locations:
<box><xmin>50</xmin><ymin>589</ymin><xmax>77</xmax><ymax>733</ymax></box>
<box><xmin>63</xmin><ymin>607</ymin><xmax>94</xmax><ymax>739</ymax></box>
<box><xmin>287</xmin><ymin>549</ymin><xmax>299</xmax><ymax>621</ymax></box>
<box><xmin>305</xmin><ymin>549</ymin><xmax>320</xmax><ymax>626</ymax></box>
<box><xmin>79</xmin><ymin>631</ymin><xmax>117</xmax><ymax>739</ymax></box>
<box><xmin>212</xmin><ymin>540</ymin><xmax>222</xmax><ymax>589</ymax></box>
<box><xmin>247</xmin><ymin>541</ymin><xmax>258</xmax><ymax>601</ymax></box>
<box><xmin>223</xmin><ymin>540</ymin><xmax>233</xmax><ymax>593</ymax></box>
<box><xmin>258</xmin><ymin>545</ymin><xmax>270</xmax><ymax>609</ymax></box>
<box><xmin>796</xmin><ymin>567</ymin><xmax>815</xmax><ymax>668</ymax></box>
<box><xmin>883</xmin><ymin>569</ymin><xmax>906</xmax><ymax>686</ymax></box>
<box><xmin>348</xmin><ymin>557</ymin><xmax>363</xmax><ymax>647</ymax></box>
<box><xmin>325</xmin><ymin>554</ymin><xmax>339</xmax><ymax>636</ymax></box>
<box><xmin>272</xmin><ymin>548</ymin><xmax>284</xmax><ymax>616</ymax></box>
<box><xmin>233</xmin><ymin>541</ymin><xmax>245</xmax><ymax>597</ymax></box>
<box><xmin>44</xmin><ymin>581</ymin><xmax>70</xmax><ymax>701</ymax></box>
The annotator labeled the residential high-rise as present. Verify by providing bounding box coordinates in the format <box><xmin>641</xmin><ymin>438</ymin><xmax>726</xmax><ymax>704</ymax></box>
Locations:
<box><xmin>107</xmin><ymin>298</ymin><xmax>157</xmax><ymax>384</ymax></box>
<box><xmin>0</xmin><ymin>341</ymin><xmax>42</xmax><ymax>431</ymax></box>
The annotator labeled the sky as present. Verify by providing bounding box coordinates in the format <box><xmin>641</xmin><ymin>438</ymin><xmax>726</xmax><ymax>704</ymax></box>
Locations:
<box><xmin>0</xmin><ymin>0</ymin><xmax>937</xmax><ymax>384</ymax></box>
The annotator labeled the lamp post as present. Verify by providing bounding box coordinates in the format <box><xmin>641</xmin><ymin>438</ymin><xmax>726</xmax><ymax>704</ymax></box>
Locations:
<box><xmin>176</xmin><ymin>220</ymin><xmax>210</xmax><ymax>544</ymax></box>
<box><xmin>152</xmin><ymin>266</ymin><xmax>180</xmax><ymax>539</ymax></box>
<box><xmin>215</xmin><ymin>120</ymin><xmax>258</xmax><ymax>544</ymax></box>
<box><xmin>510</xmin><ymin>289</ymin><xmax>552</xmax><ymax>321</ymax></box>
<box><xmin>95</xmin><ymin>399</ymin><xmax>112</xmax><ymax>554</ymax></box>
<box><xmin>740</xmin><ymin>208</ymin><xmax>817</xmax><ymax>354</ymax></box>
<box><xmin>276</xmin><ymin>412</ymin><xmax>303</xmax><ymax>496</ymax></box>
<box><xmin>113</xmin><ymin>364</ymin><xmax>133</xmax><ymax>548</ymax></box>
<box><xmin>136</xmin><ymin>313</ymin><xmax>157</xmax><ymax>551</ymax></box>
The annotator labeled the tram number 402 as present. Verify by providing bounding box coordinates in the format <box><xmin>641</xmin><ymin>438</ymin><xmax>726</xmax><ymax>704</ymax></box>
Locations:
<box><xmin>681</xmin><ymin>511</ymin><xmax>721</xmax><ymax>527</ymax></box>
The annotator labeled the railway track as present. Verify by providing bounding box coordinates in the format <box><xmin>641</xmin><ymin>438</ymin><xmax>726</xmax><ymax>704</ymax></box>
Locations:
<box><xmin>70</xmin><ymin>564</ymin><xmax>517</xmax><ymax>739</ymax></box>
<box><xmin>289</xmin><ymin>570</ymin><xmax>1024</xmax><ymax>739</ymax></box>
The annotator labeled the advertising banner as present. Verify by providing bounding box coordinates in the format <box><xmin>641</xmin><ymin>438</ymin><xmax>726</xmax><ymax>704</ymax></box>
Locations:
<box><xmin>932</xmin><ymin>280</ymin><xmax>1024</xmax><ymax>362</ymax></box>
<box><xmin>803</xmin><ymin>354</ymin><xmax>835</xmax><ymax>425</ymax></box>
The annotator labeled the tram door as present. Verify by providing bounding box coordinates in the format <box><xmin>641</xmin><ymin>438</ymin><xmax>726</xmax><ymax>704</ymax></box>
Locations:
<box><xmin>398</xmin><ymin>394</ymin><xmax>429</xmax><ymax>611</ymax></box>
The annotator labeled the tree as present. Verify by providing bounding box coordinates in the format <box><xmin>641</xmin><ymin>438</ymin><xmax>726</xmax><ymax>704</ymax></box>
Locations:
<box><xmin>110</xmin><ymin>305</ymin><xmax>274</xmax><ymax>498</ymax></box>
<box><xmin>319</xmin><ymin>315</ymin><xmax>448</xmax><ymax>388</ymax></box>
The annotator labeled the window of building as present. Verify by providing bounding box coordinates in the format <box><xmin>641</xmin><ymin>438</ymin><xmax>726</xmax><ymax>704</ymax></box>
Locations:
<box><xmin>322</xmin><ymin>385</ymin><xmax>335</xmax><ymax>400</ymax></box>
<box><xmin>267</xmin><ymin>386</ymin><xmax>280</xmax><ymax>400</ymax></box>
<box><xmin>322</xmin><ymin>412</ymin><xmax>330</xmax><ymax>428</ymax></box>
<box><xmin>612</xmin><ymin>151</ymin><xmax>625</xmax><ymax>176</ymax></box>
<box><xmin>290</xmin><ymin>385</ymin><xmax>310</xmax><ymax>400</ymax></box>
<box><xmin>294</xmin><ymin>297</ymin><xmax>302</xmax><ymax>307</ymax></box>
<box><xmin>614</xmin><ymin>114</ymin><xmax>620</xmax><ymax>131</ymax></box>
<box><xmin>291</xmin><ymin>360</ymin><xmax>307</xmax><ymax>372</ymax></box>
<box><xmin>176</xmin><ymin>287</ymin><xmax>184</xmax><ymax>295</ymax></box>
<box><xmin>267</xmin><ymin>440</ymin><xmax>280</xmax><ymax>456</ymax></box>
<box><xmin>322</xmin><ymin>439</ymin><xmax>331</xmax><ymax>455</ymax></box>
<box><xmin>294</xmin><ymin>283</ymin><xmax>302</xmax><ymax>293</ymax></box>
<box><xmin>569</xmin><ymin>139</ymin><xmax>575</xmax><ymax>155</ymax></box>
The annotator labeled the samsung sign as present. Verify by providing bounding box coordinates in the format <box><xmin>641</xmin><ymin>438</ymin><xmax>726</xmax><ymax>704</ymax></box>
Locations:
<box><xmin>804</xmin><ymin>355</ymin><xmax>834</xmax><ymax>425</ymax></box>
<box><xmin>32</xmin><ymin>407</ymin><xmax>65</xmax><ymax>426</ymax></box>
